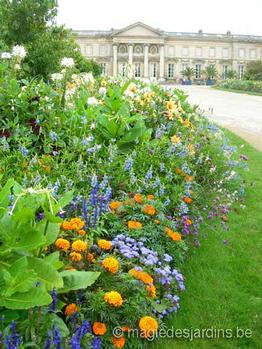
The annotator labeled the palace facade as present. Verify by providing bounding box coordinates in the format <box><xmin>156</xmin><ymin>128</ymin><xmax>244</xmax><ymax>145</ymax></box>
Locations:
<box><xmin>75</xmin><ymin>22</ymin><xmax>262</xmax><ymax>81</ymax></box>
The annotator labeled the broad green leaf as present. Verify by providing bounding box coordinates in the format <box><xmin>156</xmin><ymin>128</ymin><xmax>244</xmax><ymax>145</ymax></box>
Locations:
<box><xmin>59</xmin><ymin>270</ymin><xmax>100</xmax><ymax>293</ymax></box>
<box><xmin>12</xmin><ymin>227</ymin><xmax>46</xmax><ymax>251</ymax></box>
<box><xmin>2</xmin><ymin>287</ymin><xmax>52</xmax><ymax>309</ymax></box>
<box><xmin>45</xmin><ymin>251</ymin><xmax>64</xmax><ymax>270</ymax></box>
<box><xmin>27</xmin><ymin>257</ymin><xmax>63</xmax><ymax>290</ymax></box>
<box><xmin>53</xmin><ymin>190</ymin><xmax>74</xmax><ymax>214</ymax></box>
<box><xmin>47</xmin><ymin>313</ymin><xmax>69</xmax><ymax>337</ymax></box>
<box><xmin>0</xmin><ymin>178</ymin><xmax>15</xmax><ymax>210</ymax></box>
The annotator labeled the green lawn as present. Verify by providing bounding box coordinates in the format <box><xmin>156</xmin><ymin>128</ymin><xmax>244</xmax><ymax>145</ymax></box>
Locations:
<box><xmin>213</xmin><ymin>86</ymin><xmax>262</xmax><ymax>96</ymax></box>
<box><xmin>154</xmin><ymin>131</ymin><xmax>262</xmax><ymax>349</ymax></box>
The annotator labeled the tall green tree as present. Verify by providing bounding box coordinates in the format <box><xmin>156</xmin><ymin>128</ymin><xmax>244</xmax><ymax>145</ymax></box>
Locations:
<box><xmin>0</xmin><ymin>0</ymin><xmax>101</xmax><ymax>79</ymax></box>
<box><xmin>244</xmin><ymin>60</ymin><xmax>262</xmax><ymax>81</ymax></box>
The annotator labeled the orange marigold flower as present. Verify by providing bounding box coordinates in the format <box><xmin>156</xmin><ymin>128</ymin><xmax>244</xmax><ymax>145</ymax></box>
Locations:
<box><xmin>87</xmin><ymin>253</ymin><xmax>95</xmax><ymax>263</ymax></box>
<box><xmin>60</xmin><ymin>221</ymin><xmax>73</xmax><ymax>231</ymax></box>
<box><xmin>127</xmin><ymin>221</ymin><xmax>142</xmax><ymax>230</ymax></box>
<box><xmin>129</xmin><ymin>269</ymin><xmax>153</xmax><ymax>285</ymax></box>
<box><xmin>134</xmin><ymin>193</ymin><xmax>143</xmax><ymax>204</ymax></box>
<box><xmin>77</xmin><ymin>229</ymin><xmax>86</xmax><ymax>236</ymax></box>
<box><xmin>102</xmin><ymin>257</ymin><xmax>119</xmax><ymax>274</ymax></box>
<box><xmin>93</xmin><ymin>322</ymin><xmax>107</xmax><ymax>336</ymax></box>
<box><xmin>55</xmin><ymin>238</ymin><xmax>70</xmax><ymax>251</ymax></box>
<box><xmin>104</xmin><ymin>291</ymin><xmax>123</xmax><ymax>307</ymax></box>
<box><xmin>184</xmin><ymin>197</ymin><xmax>192</xmax><ymax>204</ymax></box>
<box><xmin>175</xmin><ymin>168</ymin><xmax>182</xmax><ymax>175</ymax></box>
<box><xmin>98</xmin><ymin>239</ymin><xmax>112</xmax><ymax>250</ymax></box>
<box><xmin>146</xmin><ymin>285</ymin><xmax>157</xmax><ymax>298</ymax></box>
<box><xmin>165</xmin><ymin>227</ymin><xmax>182</xmax><ymax>241</ymax></box>
<box><xmin>61</xmin><ymin>218</ymin><xmax>85</xmax><ymax>231</ymax></box>
<box><xmin>112</xmin><ymin>336</ymin><xmax>126</xmax><ymax>348</ymax></box>
<box><xmin>185</xmin><ymin>175</ymin><xmax>194</xmax><ymax>182</ymax></box>
<box><xmin>69</xmin><ymin>251</ymin><xmax>82</xmax><ymax>262</ymax></box>
<box><xmin>65</xmin><ymin>303</ymin><xmax>79</xmax><ymax>316</ymax></box>
<box><xmin>139</xmin><ymin>316</ymin><xmax>158</xmax><ymax>338</ymax></box>
<box><xmin>186</xmin><ymin>219</ymin><xmax>192</xmax><ymax>225</ymax></box>
<box><xmin>154</xmin><ymin>219</ymin><xmax>160</xmax><ymax>225</ymax></box>
<box><xmin>146</xmin><ymin>194</ymin><xmax>154</xmax><ymax>200</ymax></box>
<box><xmin>143</xmin><ymin>205</ymin><xmax>156</xmax><ymax>216</ymax></box>
<box><xmin>71</xmin><ymin>240</ymin><xmax>88</xmax><ymax>252</ymax></box>
<box><xmin>109</xmin><ymin>201</ymin><xmax>122</xmax><ymax>210</ymax></box>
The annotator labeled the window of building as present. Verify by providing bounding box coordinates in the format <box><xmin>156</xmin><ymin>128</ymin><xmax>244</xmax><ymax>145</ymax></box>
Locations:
<box><xmin>238</xmin><ymin>65</ymin><xmax>244</xmax><ymax>79</ymax></box>
<box><xmin>222</xmin><ymin>65</ymin><xmax>228</xmax><ymax>79</ymax></box>
<box><xmin>168</xmin><ymin>63</ymin><xmax>175</xmax><ymax>78</ymax></box>
<box><xmin>100</xmin><ymin>63</ymin><xmax>106</xmax><ymax>75</ymax></box>
<box><xmin>134</xmin><ymin>63</ymin><xmax>141</xmax><ymax>77</ymax></box>
<box><xmin>182</xmin><ymin>63</ymin><xmax>188</xmax><ymax>72</ymax></box>
<box><xmin>209</xmin><ymin>47</ymin><xmax>216</xmax><ymax>57</ymax></box>
<box><xmin>195</xmin><ymin>64</ymin><xmax>201</xmax><ymax>78</ymax></box>
<box><xmin>222</xmin><ymin>48</ymin><xmax>229</xmax><ymax>58</ymax></box>
<box><xmin>195</xmin><ymin>47</ymin><xmax>203</xmax><ymax>57</ymax></box>
<box><xmin>239</xmin><ymin>48</ymin><xmax>245</xmax><ymax>58</ymax></box>
<box><xmin>182</xmin><ymin>47</ymin><xmax>189</xmax><ymax>56</ymax></box>
<box><xmin>150</xmin><ymin>45</ymin><xmax>158</xmax><ymax>54</ymax></box>
<box><xmin>250</xmin><ymin>49</ymin><xmax>256</xmax><ymax>59</ymax></box>
<box><xmin>151</xmin><ymin>63</ymin><xmax>157</xmax><ymax>78</ymax></box>
<box><xmin>85</xmin><ymin>45</ymin><xmax>93</xmax><ymax>56</ymax></box>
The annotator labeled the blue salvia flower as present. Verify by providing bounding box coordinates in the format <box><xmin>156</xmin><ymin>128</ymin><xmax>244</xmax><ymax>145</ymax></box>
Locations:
<box><xmin>82</xmin><ymin>197</ymin><xmax>88</xmax><ymax>225</ymax></box>
<box><xmin>70</xmin><ymin>320</ymin><xmax>91</xmax><ymax>349</ymax></box>
<box><xmin>49</xmin><ymin>131</ymin><xmax>58</xmax><ymax>142</ymax></box>
<box><xmin>52</xmin><ymin>326</ymin><xmax>63</xmax><ymax>349</ymax></box>
<box><xmin>48</xmin><ymin>288</ymin><xmax>57</xmax><ymax>312</ymax></box>
<box><xmin>92</xmin><ymin>336</ymin><xmax>101</xmax><ymax>349</ymax></box>
<box><xmin>20</xmin><ymin>145</ymin><xmax>29</xmax><ymax>157</ymax></box>
<box><xmin>145</xmin><ymin>166</ymin><xmax>153</xmax><ymax>180</ymax></box>
<box><xmin>159</xmin><ymin>163</ymin><xmax>165</xmax><ymax>172</ymax></box>
<box><xmin>124</xmin><ymin>156</ymin><xmax>133</xmax><ymax>171</ymax></box>
<box><xmin>44</xmin><ymin>331</ymin><xmax>52</xmax><ymax>349</ymax></box>
<box><xmin>4</xmin><ymin>321</ymin><xmax>22</xmax><ymax>349</ymax></box>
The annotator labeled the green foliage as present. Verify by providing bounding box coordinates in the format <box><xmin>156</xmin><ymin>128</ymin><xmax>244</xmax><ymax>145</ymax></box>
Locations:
<box><xmin>181</xmin><ymin>67</ymin><xmax>195</xmax><ymax>80</ymax></box>
<box><xmin>203</xmin><ymin>65</ymin><xmax>217</xmax><ymax>80</ymax></box>
<box><xmin>218</xmin><ymin>79</ymin><xmax>262</xmax><ymax>94</ymax></box>
<box><xmin>244</xmin><ymin>60</ymin><xmax>262</xmax><ymax>81</ymax></box>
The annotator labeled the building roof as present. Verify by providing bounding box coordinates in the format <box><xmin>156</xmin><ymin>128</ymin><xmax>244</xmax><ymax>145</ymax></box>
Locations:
<box><xmin>74</xmin><ymin>22</ymin><xmax>262</xmax><ymax>43</ymax></box>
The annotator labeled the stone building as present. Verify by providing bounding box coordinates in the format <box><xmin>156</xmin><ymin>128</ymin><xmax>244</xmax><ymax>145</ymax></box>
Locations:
<box><xmin>75</xmin><ymin>22</ymin><xmax>262</xmax><ymax>82</ymax></box>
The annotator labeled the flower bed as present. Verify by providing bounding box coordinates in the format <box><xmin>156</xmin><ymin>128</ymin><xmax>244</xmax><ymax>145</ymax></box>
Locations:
<box><xmin>0</xmin><ymin>53</ymin><xmax>247</xmax><ymax>348</ymax></box>
<box><xmin>217</xmin><ymin>79</ymin><xmax>262</xmax><ymax>94</ymax></box>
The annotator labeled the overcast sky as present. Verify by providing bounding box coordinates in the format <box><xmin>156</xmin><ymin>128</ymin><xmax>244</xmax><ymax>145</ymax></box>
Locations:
<box><xmin>57</xmin><ymin>0</ymin><xmax>262</xmax><ymax>36</ymax></box>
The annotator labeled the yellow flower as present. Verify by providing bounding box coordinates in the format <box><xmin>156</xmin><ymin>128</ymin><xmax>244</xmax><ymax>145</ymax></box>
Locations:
<box><xmin>71</xmin><ymin>240</ymin><xmax>88</xmax><ymax>252</ymax></box>
<box><xmin>143</xmin><ymin>205</ymin><xmax>156</xmax><ymax>216</ymax></box>
<box><xmin>98</xmin><ymin>239</ymin><xmax>112</xmax><ymax>250</ymax></box>
<box><xmin>102</xmin><ymin>257</ymin><xmax>119</xmax><ymax>274</ymax></box>
<box><xmin>65</xmin><ymin>303</ymin><xmax>79</xmax><ymax>316</ymax></box>
<box><xmin>171</xmin><ymin>135</ymin><xmax>181</xmax><ymax>144</ymax></box>
<box><xmin>187</xmin><ymin>144</ymin><xmax>195</xmax><ymax>155</ymax></box>
<box><xmin>109</xmin><ymin>201</ymin><xmax>122</xmax><ymax>210</ymax></box>
<box><xmin>93</xmin><ymin>322</ymin><xmax>107</xmax><ymax>336</ymax></box>
<box><xmin>87</xmin><ymin>253</ymin><xmax>95</xmax><ymax>263</ymax></box>
<box><xmin>112</xmin><ymin>336</ymin><xmax>126</xmax><ymax>348</ymax></box>
<box><xmin>104</xmin><ymin>291</ymin><xmax>123</xmax><ymax>307</ymax></box>
<box><xmin>146</xmin><ymin>285</ymin><xmax>157</xmax><ymax>298</ymax></box>
<box><xmin>127</xmin><ymin>221</ymin><xmax>142</xmax><ymax>229</ymax></box>
<box><xmin>183</xmin><ymin>119</ymin><xmax>191</xmax><ymax>128</ymax></box>
<box><xmin>55</xmin><ymin>238</ymin><xmax>70</xmax><ymax>251</ymax></box>
<box><xmin>166</xmin><ymin>100</ymin><xmax>176</xmax><ymax>111</ymax></box>
<box><xmin>139</xmin><ymin>316</ymin><xmax>158</xmax><ymax>338</ymax></box>
<box><xmin>146</xmin><ymin>194</ymin><xmax>154</xmax><ymax>200</ymax></box>
<box><xmin>129</xmin><ymin>269</ymin><xmax>153</xmax><ymax>285</ymax></box>
<box><xmin>77</xmin><ymin>229</ymin><xmax>86</xmax><ymax>236</ymax></box>
<box><xmin>69</xmin><ymin>251</ymin><xmax>82</xmax><ymax>262</ymax></box>
<box><xmin>165</xmin><ymin>227</ymin><xmax>182</xmax><ymax>241</ymax></box>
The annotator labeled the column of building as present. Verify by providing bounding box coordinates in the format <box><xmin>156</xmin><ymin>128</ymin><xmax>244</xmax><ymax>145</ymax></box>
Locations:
<box><xmin>144</xmin><ymin>44</ymin><xmax>149</xmax><ymax>78</ymax></box>
<box><xmin>159</xmin><ymin>45</ymin><xmax>165</xmax><ymax>79</ymax></box>
<box><xmin>113</xmin><ymin>45</ymin><xmax>118</xmax><ymax>77</ymax></box>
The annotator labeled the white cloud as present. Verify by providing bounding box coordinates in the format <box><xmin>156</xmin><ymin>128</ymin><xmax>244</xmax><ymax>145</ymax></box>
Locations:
<box><xmin>57</xmin><ymin>0</ymin><xmax>262</xmax><ymax>36</ymax></box>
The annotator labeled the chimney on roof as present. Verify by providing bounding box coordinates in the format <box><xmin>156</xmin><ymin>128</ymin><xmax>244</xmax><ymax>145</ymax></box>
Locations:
<box><xmin>227</xmin><ymin>30</ymin><xmax>231</xmax><ymax>36</ymax></box>
<box><xmin>198</xmin><ymin>29</ymin><xmax>203</xmax><ymax>34</ymax></box>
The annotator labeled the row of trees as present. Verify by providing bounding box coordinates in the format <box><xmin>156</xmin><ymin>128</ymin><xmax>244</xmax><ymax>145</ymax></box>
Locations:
<box><xmin>182</xmin><ymin>61</ymin><xmax>262</xmax><ymax>82</ymax></box>
<box><xmin>0</xmin><ymin>0</ymin><xmax>101</xmax><ymax>80</ymax></box>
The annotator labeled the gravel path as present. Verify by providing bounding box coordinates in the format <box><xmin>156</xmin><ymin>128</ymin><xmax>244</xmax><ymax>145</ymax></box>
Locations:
<box><xmin>171</xmin><ymin>85</ymin><xmax>262</xmax><ymax>151</ymax></box>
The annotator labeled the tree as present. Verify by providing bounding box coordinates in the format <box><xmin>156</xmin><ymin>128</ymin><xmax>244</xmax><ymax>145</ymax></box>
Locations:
<box><xmin>244</xmin><ymin>60</ymin><xmax>262</xmax><ymax>81</ymax></box>
<box><xmin>0</xmin><ymin>0</ymin><xmax>101</xmax><ymax>80</ymax></box>
<box><xmin>203</xmin><ymin>65</ymin><xmax>217</xmax><ymax>80</ymax></box>
<box><xmin>181</xmin><ymin>67</ymin><xmax>195</xmax><ymax>81</ymax></box>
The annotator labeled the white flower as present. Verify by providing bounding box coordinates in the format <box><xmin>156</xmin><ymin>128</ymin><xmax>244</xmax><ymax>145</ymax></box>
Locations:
<box><xmin>87</xmin><ymin>97</ymin><xmax>98</xmax><ymax>106</ymax></box>
<box><xmin>51</xmin><ymin>73</ymin><xmax>63</xmax><ymax>81</ymax></box>
<box><xmin>81</xmin><ymin>72</ymin><xmax>94</xmax><ymax>84</ymax></box>
<box><xmin>99</xmin><ymin>87</ymin><xmax>106</xmax><ymax>96</ymax></box>
<box><xmin>12</xmin><ymin>45</ymin><xmax>26</xmax><ymax>59</ymax></box>
<box><xmin>1</xmin><ymin>52</ymin><xmax>12</xmax><ymax>59</ymax></box>
<box><xmin>61</xmin><ymin>57</ymin><xmax>75</xmax><ymax>68</ymax></box>
<box><xmin>14</xmin><ymin>64</ymin><xmax>21</xmax><ymax>70</ymax></box>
